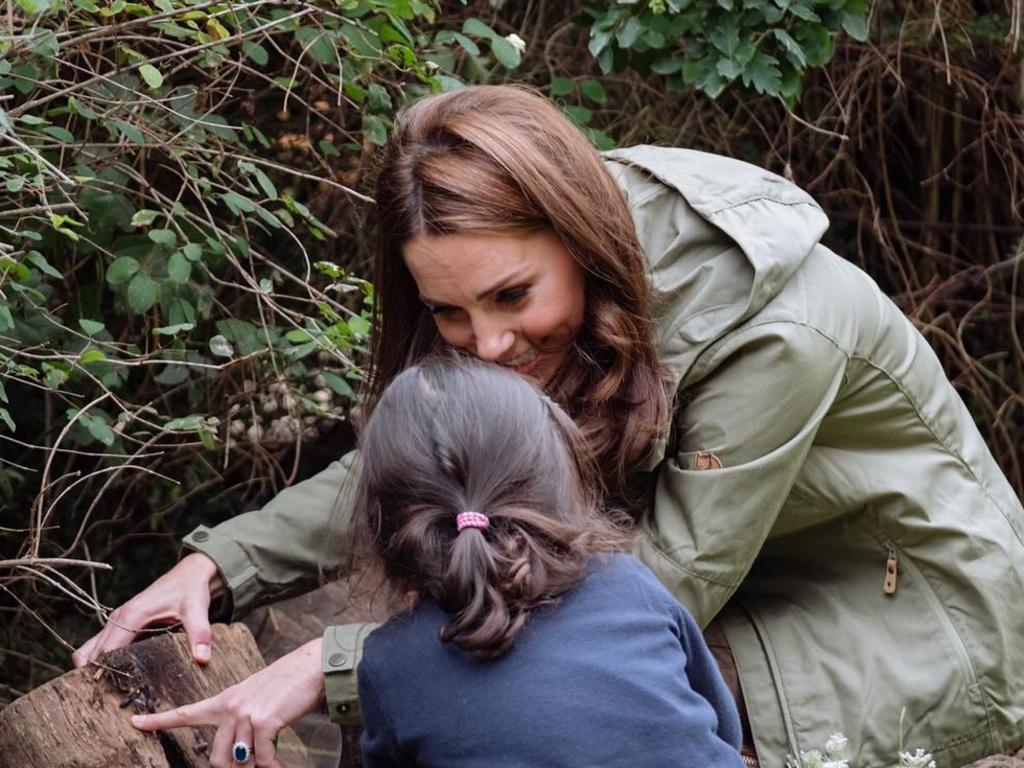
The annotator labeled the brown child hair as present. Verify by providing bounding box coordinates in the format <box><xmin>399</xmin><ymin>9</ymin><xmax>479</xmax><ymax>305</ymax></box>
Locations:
<box><xmin>353</xmin><ymin>353</ymin><xmax>631</xmax><ymax>658</ymax></box>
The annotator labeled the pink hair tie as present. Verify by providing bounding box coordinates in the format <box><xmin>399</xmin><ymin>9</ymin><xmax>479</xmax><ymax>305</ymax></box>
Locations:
<box><xmin>456</xmin><ymin>511</ymin><xmax>490</xmax><ymax>532</ymax></box>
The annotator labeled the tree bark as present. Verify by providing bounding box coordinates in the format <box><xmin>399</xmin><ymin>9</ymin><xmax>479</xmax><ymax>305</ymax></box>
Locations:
<box><xmin>0</xmin><ymin>624</ymin><xmax>302</xmax><ymax>768</ymax></box>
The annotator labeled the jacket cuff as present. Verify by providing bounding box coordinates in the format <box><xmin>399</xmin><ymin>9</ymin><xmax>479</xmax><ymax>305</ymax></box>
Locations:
<box><xmin>182</xmin><ymin>524</ymin><xmax>262</xmax><ymax>620</ymax></box>
<box><xmin>322</xmin><ymin>622</ymin><xmax>380</xmax><ymax>726</ymax></box>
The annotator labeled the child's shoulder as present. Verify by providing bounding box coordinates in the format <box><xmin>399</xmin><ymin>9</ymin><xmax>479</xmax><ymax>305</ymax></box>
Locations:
<box><xmin>587</xmin><ymin>552</ymin><xmax>672</xmax><ymax>593</ymax></box>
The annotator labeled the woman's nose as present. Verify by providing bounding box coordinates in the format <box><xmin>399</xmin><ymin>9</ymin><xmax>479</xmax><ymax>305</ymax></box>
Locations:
<box><xmin>472</xmin><ymin>318</ymin><xmax>515</xmax><ymax>361</ymax></box>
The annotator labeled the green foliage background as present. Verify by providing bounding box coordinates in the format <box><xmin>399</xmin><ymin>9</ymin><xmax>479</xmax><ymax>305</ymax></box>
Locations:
<box><xmin>1</xmin><ymin>0</ymin><xmax>1021</xmax><ymax>705</ymax></box>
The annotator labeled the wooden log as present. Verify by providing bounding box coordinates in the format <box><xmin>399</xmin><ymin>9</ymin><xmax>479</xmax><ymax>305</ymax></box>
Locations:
<box><xmin>0</xmin><ymin>624</ymin><xmax>302</xmax><ymax>768</ymax></box>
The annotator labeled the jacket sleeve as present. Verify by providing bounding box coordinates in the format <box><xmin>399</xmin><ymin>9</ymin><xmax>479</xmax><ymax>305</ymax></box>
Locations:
<box><xmin>182</xmin><ymin>449</ymin><xmax>362</xmax><ymax>619</ymax></box>
<box><xmin>636</xmin><ymin>321</ymin><xmax>848</xmax><ymax>627</ymax></box>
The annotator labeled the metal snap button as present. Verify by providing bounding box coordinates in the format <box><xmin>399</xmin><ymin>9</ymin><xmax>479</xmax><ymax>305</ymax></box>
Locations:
<box><xmin>328</xmin><ymin>652</ymin><xmax>348</xmax><ymax>667</ymax></box>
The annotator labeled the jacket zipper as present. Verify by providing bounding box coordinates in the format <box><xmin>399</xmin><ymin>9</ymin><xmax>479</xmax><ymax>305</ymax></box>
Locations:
<box><xmin>883</xmin><ymin>545</ymin><xmax>898</xmax><ymax>594</ymax></box>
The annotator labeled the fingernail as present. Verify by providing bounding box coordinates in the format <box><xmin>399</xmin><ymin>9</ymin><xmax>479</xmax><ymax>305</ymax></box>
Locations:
<box><xmin>195</xmin><ymin>643</ymin><xmax>210</xmax><ymax>662</ymax></box>
<box><xmin>131</xmin><ymin>715</ymin><xmax>144</xmax><ymax>725</ymax></box>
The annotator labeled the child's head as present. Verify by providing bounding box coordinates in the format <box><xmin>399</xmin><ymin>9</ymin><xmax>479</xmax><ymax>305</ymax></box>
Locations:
<box><xmin>355</xmin><ymin>354</ymin><xmax>630</xmax><ymax>657</ymax></box>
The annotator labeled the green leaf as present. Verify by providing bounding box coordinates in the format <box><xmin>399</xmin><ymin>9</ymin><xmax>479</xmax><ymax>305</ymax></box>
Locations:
<box><xmin>42</xmin><ymin>125</ymin><xmax>75</xmax><ymax>143</ymax></box>
<box><xmin>164</xmin><ymin>414</ymin><xmax>204</xmax><ymax>431</ymax></box>
<box><xmin>182</xmin><ymin>243</ymin><xmax>203</xmax><ymax>262</ymax></box>
<box><xmin>80</xmin><ymin>412</ymin><xmax>115</xmax><ymax>446</ymax></box>
<box><xmin>322</xmin><ymin>370</ymin><xmax>354</xmax><ymax>398</ymax></box>
<box><xmin>127</xmin><ymin>272</ymin><xmax>159</xmax><ymax>314</ymax></box>
<box><xmin>841</xmin><ymin>11</ymin><xmax>869</xmax><ymax>41</ymax></box>
<box><xmin>773</xmin><ymin>29</ymin><xmax>807</xmax><ymax>67</ymax></box>
<box><xmin>221</xmin><ymin>191</ymin><xmax>256</xmax><ymax>215</ymax></box>
<box><xmin>462</xmin><ymin>17</ymin><xmax>497</xmax><ymax>38</ymax></box>
<box><xmin>0</xmin><ymin>407</ymin><xmax>15</xmax><ymax>432</ymax></box>
<box><xmin>131</xmin><ymin>209</ymin><xmax>159</xmax><ymax>227</ymax></box>
<box><xmin>580</xmin><ymin>79</ymin><xmax>606</xmax><ymax>104</ymax></box>
<box><xmin>106</xmin><ymin>256</ymin><xmax>140</xmax><ymax>285</ymax></box>
<box><xmin>139</xmin><ymin>63</ymin><xmax>163</xmax><ymax>89</ymax></box>
<box><xmin>550</xmin><ymin>76</ymin><xmax>574</xmax><ymax>96</ymax></box>
<box><xmin>6</xmin><ymin>177</ymin><xmax>25</xmax><ymax>193</ymax></box>
<box><xmin>243</xmin><ymin>41</ymin><xmax>269</xmax><ymax>66</ymax></box>
<box><xmin>79</xmin><ymin>318</ymin><xmax>105</xmax><ymax>336</ymax></box>
<box><xmin>452</xmin><ymin>31</ymin><xmax>480</xmax><ymax>55</ymax></box>
<box><xmin>153</xmin><ymin>322</ymin><xmax>194</xmax><ymax>335</ymax></box>
<box><xmin>616</xmin><ymin>16</ymin><xmax>644</xmax><ymax>48</ymax></box>
<box><xmin>79</xmin><ymin>347</ymin><xmax>106</xmax><ymax>364</ymax></box>
<box><xmin>362</xmin><ymin>114</ymin><xmax>388</xmax><ymax>146</ymax></box>
<box><xmin>745</xmin><ymin>52</ymin><xmax>783</xmax><ymax>95</ymax></box>
<box><xmin>253</xmin><ymin>168</ymin><xmax>277</xmax><ymax>199</ymax></box>
<box><xmin>0</xmin><ymin>304</ymin><xmax>13</xmax><ymax>332</ymax></box>
<box><xmin>115</xmin><ymin>119</ymin><xmax>145</xmax><ymax>145</ymax></box>
<box><xmin>167</xmin><ymin>251</ymin><xmax>191</xmax><ymax>284</ymax></box>
<box><xmin>347</xmin><ymin>315</ymin><xmax>371</xmax><ymax>337</ymax></box>
<box><xmin>562</xmin><ymin>105</ymin><xmax>593</xmax><ymax>125</ymax></box>
<box><xmin>209</xmin><ymin>334</ymin><xmax>234</xmax><ymax>357</ymax></box>
<box><xmin>490</xmin><ymin>36</ymin><xmax>521</xmax><ymax>69</ymax></box>
<box><xmin>25</xmin><ymin>250</ymin><xmax>62</xmax><ymax>278</ymax></box>
<box><xmin>148</xmin><ymin>228</ymin><xmax>177</xmax><ymax>247</ymax></box>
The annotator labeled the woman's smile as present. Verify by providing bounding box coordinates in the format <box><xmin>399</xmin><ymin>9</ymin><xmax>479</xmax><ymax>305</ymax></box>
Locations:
<box><xmin>402</xmin><ymin>230</ymin><xmax>587</xmax><ymax>384</ymax></box>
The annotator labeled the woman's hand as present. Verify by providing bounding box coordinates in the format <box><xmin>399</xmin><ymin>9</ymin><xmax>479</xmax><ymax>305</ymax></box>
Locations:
<box><xmin>72</xmin><ymin>552</ymin><xmax>224</xmax><ymax>668</ymax></box>
<box><xmin>130</xmin><ymin>638</ymin><xmax>325</xmax><ymax>768</ymax></box>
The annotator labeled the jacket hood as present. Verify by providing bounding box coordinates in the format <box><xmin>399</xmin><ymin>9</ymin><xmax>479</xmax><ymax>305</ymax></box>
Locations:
<box><xmin>603</xmin><ymin>146</ymin><xmax>829</xmax><ymax>388</ymax></box>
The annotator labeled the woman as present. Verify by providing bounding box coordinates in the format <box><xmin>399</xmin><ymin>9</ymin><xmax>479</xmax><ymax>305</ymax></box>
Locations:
<box><xmin>76</xmin><ymin>86</ymin><xmax>1024</xmax><ymax>768</ymax></box>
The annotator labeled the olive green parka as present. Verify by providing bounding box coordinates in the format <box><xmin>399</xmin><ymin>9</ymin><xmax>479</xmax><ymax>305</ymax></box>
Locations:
<box><xmin>185</xmin><ymin>147</ymin><xmax>1024</xmax><ymax>768</ymax></box>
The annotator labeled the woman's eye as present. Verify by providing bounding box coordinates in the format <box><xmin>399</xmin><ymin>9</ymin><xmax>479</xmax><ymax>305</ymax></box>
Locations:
<box><xmin>496</xmin><ymin>286</ymin><xmax>528</xmax><ymax>305</ymax></box>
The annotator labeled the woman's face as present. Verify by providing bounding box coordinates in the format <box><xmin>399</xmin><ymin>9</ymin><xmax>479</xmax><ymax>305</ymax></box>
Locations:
<box><xmin>402</xmin><ymin>230</ymin><xmax>587</xmax><ymax>384</ymax></box>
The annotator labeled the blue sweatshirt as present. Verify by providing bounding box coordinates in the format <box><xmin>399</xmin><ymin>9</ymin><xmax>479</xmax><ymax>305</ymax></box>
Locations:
<box><xmin>357</xmin><ymin>553</ymin><xmax>745</xmax><ymax>768</ymax></box>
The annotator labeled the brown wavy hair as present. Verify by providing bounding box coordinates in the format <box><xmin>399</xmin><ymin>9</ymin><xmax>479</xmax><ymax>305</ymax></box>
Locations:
<box><xmin>353</xmin><ymin>354</ymin><xmax>632</xmax><ymax>657</ymax></box>
<box><xmin>369</xmin><ymin>85</ymin><xmax>669</xmax><ymax>509</ymax></box>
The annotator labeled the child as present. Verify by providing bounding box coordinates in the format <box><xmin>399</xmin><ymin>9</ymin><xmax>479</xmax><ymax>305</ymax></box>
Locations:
<box><xmin>352</xmin><ymin>355</ymin><xmax>746</xmax><ymax>768</ymax></box>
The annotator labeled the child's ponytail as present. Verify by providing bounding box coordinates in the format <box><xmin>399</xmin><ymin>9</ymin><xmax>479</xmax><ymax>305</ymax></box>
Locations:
<box><xmin>353</xmin><ymin>355</ymin><xmax>631</xmax><ymax>658</ymax></box>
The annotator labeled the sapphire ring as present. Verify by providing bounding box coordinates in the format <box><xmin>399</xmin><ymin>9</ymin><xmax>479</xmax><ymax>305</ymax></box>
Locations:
<box><xmin>232</xmin><ymin>740</ymin><xmax>253</xmax><ymax>763</ymax></box>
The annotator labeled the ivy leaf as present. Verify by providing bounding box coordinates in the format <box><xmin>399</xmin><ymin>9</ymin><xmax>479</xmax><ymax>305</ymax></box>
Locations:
<box><xmin>79</xmin><ymin>347</ymin><xmax>106</xmax><ymax>364</ymax></box>
<box><xmin>127</xmin><ymin>272</ymin><xmax>159</xmax><ymax>314</ymax></box>
<box><xmin>79</xmin><ymin>318</ymin><xmax>105</xmax><ymax>336</ymax></box>
<box><xmin>42</xmin><ymin>125</ymin><xmax>75</xmax><ymax>143</ymax></box>
<box><xmin>153</xmin><ymin>322</ymin><xmax>195</xmax><ymax>335</ymax></box>
<box><xmin>347</xmin><ymin>315</ymin><xmax>371</xmax><ymax>337</ymax></box>
<box><xmin>841</xmin><ymin>11</ymin><xmax>869</xmax><ymax>41</ymax></box>
<box><xmin>580</xmin><ymin>79</ymin><xmax>606</xmax><ymax>103</ymax></box>
<box><xmin>106</xmin><ymin>256</ymin><xmax>140</xmax><ymax>285</ymax></box>
<box><xmin>209</xmin><ymin>334</ymin><xmax>235</xmax><ymax>357</ymax></box>
<box><xmin>551</xmin><ymin>76</ymin><xmax>574</xmax><ymax>96</ymax></box>
<box><xmin>131</xmin><ymin>209</ymin><xmax>159</xmax><ymax>227</ymax></box>
<box><xmin>322</xmin><ymin>370</ymin><xmax>354</xmax><ymax>398</ymax></box>
<box><xmin>148</xmin><ymin>228</ymin><xmax>177</xmax><ymax>247</ymax></box>
<box><xmin>139</xmin><ymin>63</ymin><xmax>163</xmax><ymax>89</ymax></box>
<box><xmin>182</xmin><ymin>243</ymin><xmax>203</xmax><ymax>262</ymax></box>
<box><xmin>79</xmin><ymin>412</ymin><xmax>115</xmax><ymax>446</ymax></box>
<box><xmin>243</xmin><ymin>41</ymin><xmax>269</xmax><ymax>66</ymax></box>
<box><xmin>221</xmin><ymin>191</ymin><xmax>256</xmax><ymax>215</ymax></box>
<box><xmin>167</xmin><ymin>251</ymin><xmax>192</xmax><ymax>284</ymax></box>
<box><xmin>490</xmin><ymin>36</ymin><xmax>521</xmax><ymax>69</ymax></box>
<box><xmin>452</xmin><ymin>31</ymin><xmax>480</xmax><ymax>55</ymax></box>
<box><xmin>25</xmin><ymin>250</ymin><xmax>62</xmax><ymax>278</ymax></box>
<box><xmin>0</xmin><ymin>304</ymin><xmax>13</xmax><ymax>332</ymax></box>
<box><xmin>462</xmin><ymin>17</ymin><xmax>497</xmax><ymax>38</ymax></box>
<box><xmin>362</xmin><ymin>114</ymin><xmax>388</xmax><ymax>146</ymax></box>
<box><xmin>115</xmin><ymin>119</ymin><xmax>145</xmax><ymax>145</ymax></box>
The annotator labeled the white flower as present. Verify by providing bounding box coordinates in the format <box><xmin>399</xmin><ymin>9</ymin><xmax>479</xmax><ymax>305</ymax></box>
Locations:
<box><xmin>824</xmin><ymin>733</ymin><xmax>849</xmax><ymax>758</ymax></box>
<box><xmin>898</xmin><ymin>748</ymin><xmax>937</xmax><ymax>768</ymax></box>
<box><xmin>504</xmin><ymin>33</ymin><xmax>526</xmax><ymax>55</ymax></box>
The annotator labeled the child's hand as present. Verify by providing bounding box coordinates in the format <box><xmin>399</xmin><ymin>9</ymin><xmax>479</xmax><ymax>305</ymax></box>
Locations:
<box><xmin>130</xmin><ymin>637</ymin><xmax>325</xmax><ymax>768</ymax></box>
